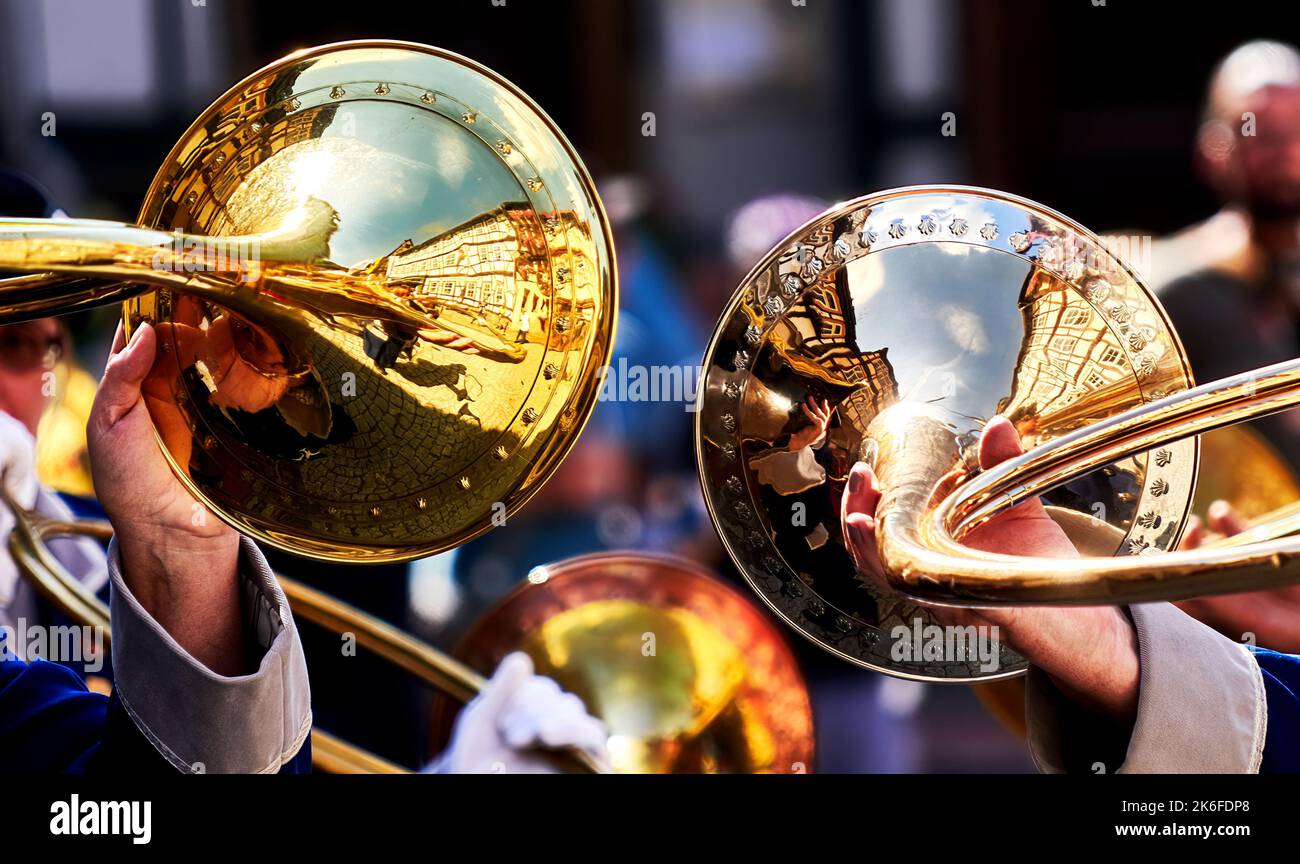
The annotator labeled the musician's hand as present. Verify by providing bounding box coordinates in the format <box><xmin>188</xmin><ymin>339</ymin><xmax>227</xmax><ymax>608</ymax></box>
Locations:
<box><xmin>841</xmin><ymin>416</ymin><xmax>1140</xmax><ymax>727</ymax></box>
<box><xmin>87</xmin><ymin>322</ymin><xmax>244</xmax><ymax>675</ymax></box>
<box><xmin>1178</xmin><ymin>500</ymin><xmax>1247</xmax><ymax>549</ymax></box>
<box><xmin>431</xmin><ymin>652</ymin><xmax>610</xmax><ymax>774</ymax></box>
<box><xmin>1178</xmin><ymin>500</ymin><xmax>1300</xmax><ymax>652</ymax></box>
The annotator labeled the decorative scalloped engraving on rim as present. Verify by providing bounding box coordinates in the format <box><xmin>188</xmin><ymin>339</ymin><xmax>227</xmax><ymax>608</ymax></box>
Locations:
<box><xmin>696</xmin><ymin>187</ymin><xmax>1198</xmax><ymax>680</ymax></box>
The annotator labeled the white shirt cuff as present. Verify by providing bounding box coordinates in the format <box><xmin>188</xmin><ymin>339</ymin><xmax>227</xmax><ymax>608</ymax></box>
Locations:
<box><xmin>108</xmin><ymin>535</ymin><xmax>312</xmax><ymax>774</ymax></box>
<box><xmin>1026</xmin><ymin>602</ymin><xmax>1265</xmax><ymax>773</ymax></box>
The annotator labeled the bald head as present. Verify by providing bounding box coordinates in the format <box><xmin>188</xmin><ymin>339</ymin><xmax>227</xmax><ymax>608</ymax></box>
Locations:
<box><xmin>1199</xmin><ymin>41</ymin><xmax>1300</xmax><ymax>219</ymax></box>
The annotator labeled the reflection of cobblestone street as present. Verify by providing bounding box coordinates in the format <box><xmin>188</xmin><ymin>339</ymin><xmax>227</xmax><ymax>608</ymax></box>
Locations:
<box><xmin>293</xmin><ymin>314</ymin><xmax>543</xmax><ymax>506</ymax></box>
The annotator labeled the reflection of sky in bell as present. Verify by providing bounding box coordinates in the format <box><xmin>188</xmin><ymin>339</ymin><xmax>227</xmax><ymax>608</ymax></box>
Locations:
<box><xmin>845</xmin><ymin>243</ymin><xmax>1031</xmax><ymax>424</ymax></box>
<box><xmin>231</xmin><ymin>101</ymin><xmax>528</xmax><ymax>268</ymax></box>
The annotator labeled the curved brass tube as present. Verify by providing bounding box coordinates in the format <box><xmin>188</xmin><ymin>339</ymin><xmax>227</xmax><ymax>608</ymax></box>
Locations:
<box><xmin>2</xmin><ymin>40</ymin><xmax>619</xmax><ymax>570</ymax></box>
<box><xmin>696</xmin><ymin>186</ymin><xmax>1300</xmax><ymax>678</ymax></box>
<box><xmin>0</xmin><ymin>274</ymin><xmax>133</xmax><ymax>324</ymax></box>
<box><xmin>275</xmin><ymin>575</ymin><xmax>486</xmax><ymax>704</ymax></box>
<box><xmin>0</xmin><ymin>218</ymin><xmax>527</xmax><ymax>364</ymax></box>
<box><xmin>875</xmin><ymin>358</ymin><xmax>1300</xmax><ymax>605</ymax></box>
<box><xmin>1202</xmin><ymin>501</ymin><xmax>1300</xmax><ymax>550</ymax></box>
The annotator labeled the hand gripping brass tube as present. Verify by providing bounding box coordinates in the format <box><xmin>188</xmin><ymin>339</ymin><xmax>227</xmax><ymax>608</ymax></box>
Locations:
<box><xmin>874</xmin><ymin>358</ymin><xmax>1300</xmax><ymax>606</ymax></box>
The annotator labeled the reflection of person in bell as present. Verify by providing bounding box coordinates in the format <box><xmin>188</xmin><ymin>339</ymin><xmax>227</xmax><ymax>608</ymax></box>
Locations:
<box><xmin>748</xmin><ymin>394</ymin><xmax>855</xmax><ymax>580</ymax></box>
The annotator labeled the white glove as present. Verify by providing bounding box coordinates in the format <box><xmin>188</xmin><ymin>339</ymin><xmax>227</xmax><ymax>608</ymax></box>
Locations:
<box><xmin>429</xmin><ymin>652</ymin><xmax>611</xmax><ymax>774</ymax></box>
<box><xmin>0</xmin><ymin>410</ymin><xmax>40</xmax><ymax>609</ymax></box>
<box><xmin>0</xmin><ymin>410</ymin><xmax>39</xmax><ymax>510</ymax></box>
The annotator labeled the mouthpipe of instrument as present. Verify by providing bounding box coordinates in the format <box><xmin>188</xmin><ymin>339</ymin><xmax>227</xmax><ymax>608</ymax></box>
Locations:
<box><xmin>0</xmin><ymin>217</ymin><xmax>270</xmax><ymax>323</ymax></box>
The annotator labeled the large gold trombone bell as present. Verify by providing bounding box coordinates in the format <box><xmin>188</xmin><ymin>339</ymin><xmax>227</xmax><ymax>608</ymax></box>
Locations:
<box><xmin>0</xmin><ymin>40</ymin><xmax>815</xmax><ymax>774</ymax></box>
<box><xmin>0</xmin><ymin>40</ymin><xmax>617</xmax><ymax>562</ymax></box>
<box><xmin>0</xmin><ymin>40</ymin><xmax>625</xmax><ymax>772</ymax></box>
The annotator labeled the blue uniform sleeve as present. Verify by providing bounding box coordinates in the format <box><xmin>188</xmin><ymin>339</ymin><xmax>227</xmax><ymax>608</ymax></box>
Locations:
<box><xmin>0</xmin><ymin>655</ymin><xmax>168</xmax><ymax>772</ymax></box>
<box><xmin>1251</xmin><ymin>647</ymin><xmax>1300</xmax><ymax>774</ymax></box>
<box><xmin>0</xmin><ymin>655</ymin><xmax>311</xmax><ymax>773</ymax></box>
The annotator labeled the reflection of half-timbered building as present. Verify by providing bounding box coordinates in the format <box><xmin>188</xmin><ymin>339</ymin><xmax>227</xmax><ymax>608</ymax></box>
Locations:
<box><xmin>382</xmin><ymin>204</ymin><xmax>536</xmax><ymax>332</ymax></box>
<box><xmin>999</xmin><ymin>270</ymin><xmax>1139</xmax><ymax>429</ymax></box>
<box><xmin>187</xmin><ymin>90</ymin><xmax>337</xmax><ymax>232</ymax></box>
<box><xmin>775</xmin><ymin>270</ymin><xmax>899</xmax><ymax>429</ymax></box>
<box><xmin>369</xmin><ymin>205</ymin><xmax>591</xmax><ymax>344</ymax></box>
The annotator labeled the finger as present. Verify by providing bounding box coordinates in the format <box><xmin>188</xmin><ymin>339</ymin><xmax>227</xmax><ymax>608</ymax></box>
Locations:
<box><xmin>801</xmin><ymin>402</ymin><xmax>817</xmax><ymax>424</ymax></box>
<box><xmin>844</xmin><ymin>511</ymin><xmax>885</xmax><ymax>583</ymax></box>
<box><xmin>497</xmin><ymin>677</ymin><xmax>569</xmax><ymax>748</ymax></box>
<box><xmin>977</xmin><ymin>416</ymin><xmax>1056</xmax><ymax>524</ymax></box>
<box><xmin>842</xmin><ymin>461</ymin><xmax>882</xmax><ymax>519</ymax></box>
<box><xmin>91</xmin><ymin>323</ymin><xmax>156</xmax><ymax>432</ymax></box>
<box><xmin>842</xmin><ymin>462</ymin><xmax>884</xmax><ymax>579</ymax></box>
<box><xmin>536</xmin><ymin>707</ymin><xmax>608</xmax><ymax>754</ymax></box>
<box><xmin>514</xmin><ymin>688</ymin><xmax>608</xmax><ymax>755</ymax></box>
<box><xmin>1207</xmin><ymin>500</ymin><xmax>1247</xmax><ymax>536</ymax></box>
<box><xmin>1179</xmin><ymin>515</ymin><xmax>1205</xmax><ymax>550</ymax></box>
<box><xmin>475</xmin><ymin>651</ymin><xmax>535</xmax><ymax>717</ymax></box>
<box><xmin>978</xmin><ymin>415</ymin><xmax>1024</xmax><ymax>469</ymax></box>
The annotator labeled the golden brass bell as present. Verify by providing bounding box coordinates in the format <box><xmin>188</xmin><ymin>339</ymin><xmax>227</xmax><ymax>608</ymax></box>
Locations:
<box><xmin>1</xmin><ymin>40</ymin><xmax>624</xmax><ymax>773</ymax></box>
<box><xmin>696</xmin><ymin>186</ymin><xmax>1300</xmax><ymax>681</ymax></box>
<box><xmin>1</xmin><ymin>41</ymin><xmax>818</xmax><ymax>776</ymax></box>
<box><xmin>429</xmin><ymin>553</ymin><xmax>814</xmax><ymax>774</ymax></box>
<box><xmin>1</xmin><ymin>40</ymin><xmax>617</xmax><ymax>563</ymax></box>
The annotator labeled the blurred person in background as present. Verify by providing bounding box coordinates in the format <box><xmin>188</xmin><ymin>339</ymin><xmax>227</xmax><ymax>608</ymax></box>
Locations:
<box><xmin>1160</xmin><ymin>40</ymin><xmax>1300</xmax><ymax>464</ymax></box>
<box><xmin>0</xmin><ymin>168</ymin><xmax>114</xmax><ymax>660</ymax></box>
<box><xmin>1154</xmin><ymin>41</ymin><xmax>1300</xmax><ymax>652</ymax></box>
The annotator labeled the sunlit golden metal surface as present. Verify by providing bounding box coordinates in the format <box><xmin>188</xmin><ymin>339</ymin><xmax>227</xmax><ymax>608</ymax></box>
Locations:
<box><xmin>900</xmin><ymin>356</ymin><xmax>1300</xmax><ymax>605</ymax></box>
<box><xmin>697</xmin><ymin>186</ymin><xmax>1198</xmax><ymax>679</ymax></box>
<box><xmin>0</xmin><ymin>41</ymin><xmax>617</xmax><ymax>562</ymax></box>
<box><xmin>431</xmin><ymin>553</ymin><xmax>815</xmax><ymax>774</ymax></box>
<box><xmin>36</xmin><ymin>360</ymin><xmax>98</xmax><ymax>498</ymax></box>
<box><xmin>1193</xmin><ymin>425</ymin><xmax>1300</xmax><ymax>520</ymax></box>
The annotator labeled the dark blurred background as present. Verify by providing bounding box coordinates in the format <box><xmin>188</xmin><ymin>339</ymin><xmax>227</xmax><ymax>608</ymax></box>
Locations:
<box><xmin>4</xmin><ymin>0</ymin><xmax>1297</xmax><ymax>772</ymax></box>
<box><xmin>4</xmin><ymin>0</ymin><xmax>1284</xmax><ymax>242</ymax></box>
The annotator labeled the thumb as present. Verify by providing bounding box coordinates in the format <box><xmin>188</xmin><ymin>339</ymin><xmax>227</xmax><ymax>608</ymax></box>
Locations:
<box><xmin>970</xmin><ymin>414</ymin><xmax>1060</xmax><ymax>540</ymax></box>
<box><xmin>978</xmin><ymin>415</ymin><xmax>1024</xmax><ymax>469</ymax></box>
<box><xmin>91</xmin><ymin>323</ymin><xmax>156</xmax><ymax>432</ymax></box>
<box><xmin>475</xmin><ymin>651</ymin><xmax>535</xmax><ymax>716</ymax></box>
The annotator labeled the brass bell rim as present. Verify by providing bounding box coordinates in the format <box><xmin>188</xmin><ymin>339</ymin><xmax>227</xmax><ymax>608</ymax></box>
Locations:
<box><xmin>693</xmin><ymin>184</ymin><xmax>1201</xmax><ymax>681</ymax></box>
<box><xmin>119</xmin><ymin>39</ymin><xmax>619</xmax><ymax>564</ymax></box>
